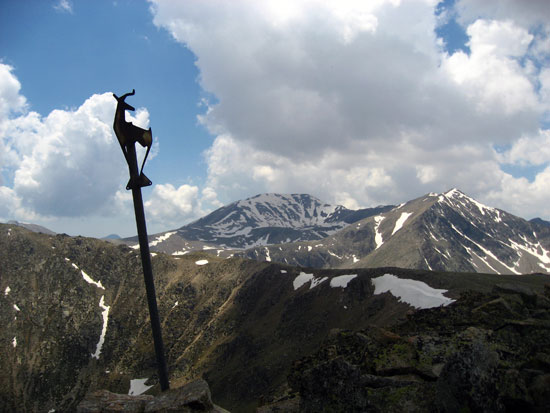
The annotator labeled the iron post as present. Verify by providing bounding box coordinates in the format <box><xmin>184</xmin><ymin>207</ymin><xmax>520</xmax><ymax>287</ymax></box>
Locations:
<box><xmin>113</xmin><ymin>90</ymin><xmax>169</xmax><ymax>391</ymax></box>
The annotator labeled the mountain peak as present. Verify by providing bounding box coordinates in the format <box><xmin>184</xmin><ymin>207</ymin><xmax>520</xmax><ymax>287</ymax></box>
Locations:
<box><xmin>438</xmin><ymin>188</ymin><xmax>497</xmax><ymax>217</ymax></box>
<box><xmin>138</xmin><ymin>193</ymin><xmax>393</xmax><ymax>252</ymax></box>
<box><xmin>226</xmin><ymin>193</ymin><xmax>341</xmax><ymax>230</ymax></box>
<box><xmin>442</xmin><ymin>188</ymin><xmax>464</xmax><ymax>198</ymax></box>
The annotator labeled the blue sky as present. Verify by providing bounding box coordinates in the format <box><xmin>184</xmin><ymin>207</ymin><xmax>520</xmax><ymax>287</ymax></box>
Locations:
<box><xmin>1</xmin><ymin>0</ymin><xmax>549</xmax><ymax>238</ymax></box>
<box><xmin>1</xmin><ymin>0</ymin><xmax>210</xmax><ymax>185</ymax></box>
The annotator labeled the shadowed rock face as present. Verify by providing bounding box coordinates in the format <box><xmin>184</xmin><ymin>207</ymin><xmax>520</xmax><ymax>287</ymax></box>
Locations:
<box><xmin>271</xmin><ymin>285</ymin><xmax>550</xmax><ymax>412</ymax></box>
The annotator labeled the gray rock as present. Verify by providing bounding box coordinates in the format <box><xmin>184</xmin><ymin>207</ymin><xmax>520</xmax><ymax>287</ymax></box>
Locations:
<box><xmin>144</xmin><ymin>379</ymin><xmax>216</xmax><ymax>412</ymax></box>
<box><xmin>436</xmin><ymin>338</ymin><xmax>502</xmax><ymax>412</ymax></box>
<box><xmin>77</xmin><ymin>380</ymin><xmax>230</xmax><ymax>413</ymax></box>
<box><xmin>77</xmin><ymin>389</ymin><xmax>153</xmax><ymax>412</ymax></box>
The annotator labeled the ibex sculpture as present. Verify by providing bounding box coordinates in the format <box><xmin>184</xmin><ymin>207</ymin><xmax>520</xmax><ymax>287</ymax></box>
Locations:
<box><xmin>113</xmin><ymin>89</ymin><xmax>152</xmax><ymax>189</ymax></box>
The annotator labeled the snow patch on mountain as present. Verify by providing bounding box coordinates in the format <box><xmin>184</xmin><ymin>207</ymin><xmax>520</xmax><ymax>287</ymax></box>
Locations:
<box><xmin>293</xmin><ymin>272</ymin><xmax>328</xmax><ymax>290</ymax></box>
<box><xmin>330</xmin><ymin>274</ymin><xmax>357</xmax><ymax>288</ymax></box>
<box><xmin>81</xmin><ymin>270</ymin><xmax>105</xmax><ymax>290</ymax></box>
<box><xmin>235</xmin><ymin>193</ymin><xmax>341</xmax><ymax>229</ymax></box>
<box><xmin>374</xmin><ymin>216</ymin><xmax>385</xmax><ymax>249</ymax></box>
<box><xmin>372</xmin><ymin>273</ymin><xmax>454</xmax><ymax>309</ymax></box>
<box><xmin>149</xmin><ymin>231</ymin><xmax>177</xmax><ymax>247</ymax></box>
<box><xmin>128</xmin><ymin>378</ymin><xmax>153</xmax><ymax>396</ymax></box>
<box><xmin>202</xmin><ymin>194</ymin><xmax>346</xmax><ymax>239</ymax></box>
<box><xmin>67</xmin><ymin>259</ymin><xmax>105</xmax><ymax>289</ymax></box>
<box><xmin>392</xmin><ymin>212</ymin><xmax>413</xmax><ymax>235</ymax></box>
<box><xmin>91</xmin><ymin>295</ymin><xmax>110</xmax><ymax>359</ymax></box>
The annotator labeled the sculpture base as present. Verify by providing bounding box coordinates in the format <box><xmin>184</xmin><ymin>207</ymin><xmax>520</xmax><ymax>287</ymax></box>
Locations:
<box><xmin>126</xmin><ymin>173</ymin><xmax>152</xmax><ymax>190</ymax></box>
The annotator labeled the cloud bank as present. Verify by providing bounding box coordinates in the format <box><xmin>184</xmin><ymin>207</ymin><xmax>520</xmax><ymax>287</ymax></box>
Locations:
<box><xmin>0</xmin><ymin>64</ymin><xmax>203</xmax><ymax>232</ymax></box>
<box><xmin>150</xmin><ymin>0</ymin><xmax>550</xmax><ymax>219</ymax></box>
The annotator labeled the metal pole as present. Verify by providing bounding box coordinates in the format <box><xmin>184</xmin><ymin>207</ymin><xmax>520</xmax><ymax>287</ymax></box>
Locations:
<box><xmin>126</xmin><ymin>143</ymin><xmax>170</xmax><ymax>391</ymax></box>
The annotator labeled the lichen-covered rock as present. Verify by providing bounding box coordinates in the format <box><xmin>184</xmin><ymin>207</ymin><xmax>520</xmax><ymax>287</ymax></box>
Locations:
<box><xmin>435</xmin><ymin>335</ymin><xmax>501</xmax><ymax>412</ymax></box>
<box><xmin>283</xmin><ymin>287</ymin><xmax>550</xmax><ymax>412</ymax></box>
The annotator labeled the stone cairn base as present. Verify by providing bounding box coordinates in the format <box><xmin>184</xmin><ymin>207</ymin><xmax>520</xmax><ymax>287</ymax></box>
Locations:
<box><xmin>77</xmin><ymin>379</ymin><xmax>229</xmax><ymax>413</ymax></box>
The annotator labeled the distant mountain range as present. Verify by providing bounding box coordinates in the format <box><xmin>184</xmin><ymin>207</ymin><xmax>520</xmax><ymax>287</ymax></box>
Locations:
<box><xmin>243</xmin><ymin>189</ymin><xmax>550</xmax><ymax>274</ymax></box>
<box><xmin>125</xmin><ymin>193</ymin><xmax>392</xmax><ymax>254</ymax></box>
<box><xmin>6</xmin><ymin>220</ymin><xmax>55</xmax><ymax>235</ymax></box>
<box><xmin>129</xmin><ymin>190</ymin><xmax>550</xmax><ymax>275</ymax></box>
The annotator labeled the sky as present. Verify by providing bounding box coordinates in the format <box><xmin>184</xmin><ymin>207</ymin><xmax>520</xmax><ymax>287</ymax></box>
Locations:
<box><xmin>1</xmin><ymin>0</ymin><xmax>549</xmax><ymax>238</ymax></box>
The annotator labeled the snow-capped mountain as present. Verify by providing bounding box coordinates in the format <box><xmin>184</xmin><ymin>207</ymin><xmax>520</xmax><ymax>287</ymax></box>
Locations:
<box><xmin>243</xmin><ymin>189</ymin><xmax>550</xmax><ymax>275</ymax></box>
<box><xmin>130</xmin><ymin>193</ymin><xmax>392</xmax><ymax>254</ymax></box>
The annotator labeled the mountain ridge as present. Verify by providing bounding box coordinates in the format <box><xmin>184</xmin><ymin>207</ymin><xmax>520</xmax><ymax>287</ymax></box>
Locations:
<box><xmin>125</xmin><ymin>193</ymin><xmax>393</xmax><ymax>254</ymax></box>
<box><xmin>118</xmin><ymin>189</ymin><xmax>550</xmax><ymax>275</ymax></box>
<box><xmin>241</xmin><ymin>189</ymin><xmax>550</xmax><ymax>275</ymax></box>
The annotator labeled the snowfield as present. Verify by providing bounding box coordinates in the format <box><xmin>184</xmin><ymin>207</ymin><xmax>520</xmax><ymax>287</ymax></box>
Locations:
<box><xmin>330</xmin><ymin>274</ymin><xmax>357</xmax><ymax>288</ymax></box>
<box><xmin>293</xmin><ymin>272</ymin><xmax>328</xmax><ymax>290</ymax></box>
<box><xmin>372</xmin><ymin>273</ymin><xmax>455</xmax><ymax>309</ymax></box>
<box><xmin>128</xmin><ymin>378</ymin><xmax>153</xmax><ymax>396</ymax></box>
<box><xmin>293</xmin><ymin>272</ymin><xmax>358</xmax><ymax>290</ymax></box>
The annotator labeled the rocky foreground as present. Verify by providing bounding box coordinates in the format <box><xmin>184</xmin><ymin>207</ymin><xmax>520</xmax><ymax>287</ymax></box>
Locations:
<box><xmin>261</xmin><ymin>283</ymin><xmax>550</xmax><ymax>412</ymax></box>
<box><xmin>77</xmin><ymin>379</ymin><xmax>228</xmax><ymax>412</ymax></box>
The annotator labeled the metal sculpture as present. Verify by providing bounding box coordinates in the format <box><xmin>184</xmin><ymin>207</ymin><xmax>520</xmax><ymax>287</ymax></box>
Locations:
<box><xmin>113</xmin><ymin>89</ymin><xmax>169</xmax><ymax>391</ymax></box>
<box><xmin>113</xmin><ymin>89</ymin><xmax>153</xmax><ymax>189</ymax></box>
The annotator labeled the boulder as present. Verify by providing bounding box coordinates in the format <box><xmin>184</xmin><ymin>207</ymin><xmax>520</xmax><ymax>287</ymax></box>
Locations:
<box><xmin>77</xmin><ymin>390</ymin><xmax>153</xmax><ymax>413</ymax></box>
<box><xmin>77</xmin><ymin>379</ymin><xmax>229</xmax><ymax>413</ymax></box>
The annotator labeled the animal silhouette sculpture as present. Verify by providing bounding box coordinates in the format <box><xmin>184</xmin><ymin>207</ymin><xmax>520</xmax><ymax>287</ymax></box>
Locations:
<box><xmin>113</xmin><ymin>89</ymin><xmax>153</xmax><ymax>189</ymax></box>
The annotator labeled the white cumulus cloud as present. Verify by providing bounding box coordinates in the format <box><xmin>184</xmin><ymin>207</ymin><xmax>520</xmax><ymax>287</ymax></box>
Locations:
<box><xmin>54</xmin><ymin>0</ymin><xmax>73</xmax><ymax>14</ymax></box>
<box><xmin>0</xmin><ymin>64</ymin><xmax>27</xmax><ymax>121</ymax></box>
<box><xmin>0</xmin><ymin>64</ymin><xmax>207</xmax><ymax>234</ymax></box>
<box><xmin>443</xmin><ymin>19</ymin><xmax>537</xmax><ymax>115</ymax></box>
<box><xmin>144</xmin><ymin>183</ymin><xmax>201</xmax><ymax>228</ymax></box>
<box><xmin>454</xmin><ymin>0</ymin><xmax>550</xmax><ymax>28</ymax></box>
<box><xmin>4</xmin><ymin>92</ymin><xmax>127</xmax><ymax>217</ymax></box>
<box><xmin>0</xmin><ymin>65</ymin><xmax>155</xmax><ymax>225</ymax></box>
<box><xmin>150</xmin><ymin>0</ymin><xmax>550</xmax><ymax>219</ymax></box>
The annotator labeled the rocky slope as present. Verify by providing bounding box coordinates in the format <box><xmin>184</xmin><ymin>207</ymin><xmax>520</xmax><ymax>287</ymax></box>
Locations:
<box><xmin>124</xmin><ymin>193</ymin><xmax>392</xmax><ymax>254</ymax></box>
<box><xmin>243</xmin><ymin>189</ymin><xmax>550</xmax><ymax>275</ymax></box>
<box><xmin>6</xmin><ymin>220</ymin><xmax>55</xmax><ymax>235</ymax></box>
<box><xmin>2</xmin><ymin>223</ymin><xmax>550</xmax><ymax>412</ymax></box>
<box><xmin>263</xmin><ymin>283</ymin><xmax>550</xmax><ymax>412</ymax></box>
